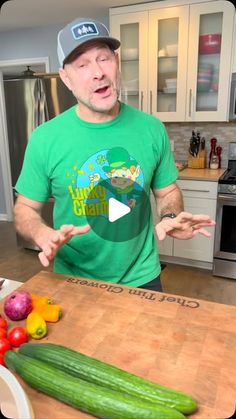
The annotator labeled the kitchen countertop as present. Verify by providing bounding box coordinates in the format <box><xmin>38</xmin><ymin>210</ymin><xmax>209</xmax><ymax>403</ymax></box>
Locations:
<box><xmin>0</xmin><ymin>278</ymin><xmax>22</xmax><ymax>300</ymax></box>
<box><xmin>178</xmin><ymin>167</ymin><xmax>225</xmax><ymax>181</ymax></box>
<box><xmin>1</xmin><ymin>270</ymin><xmax>236</xmax><ymax>419</ymax></box>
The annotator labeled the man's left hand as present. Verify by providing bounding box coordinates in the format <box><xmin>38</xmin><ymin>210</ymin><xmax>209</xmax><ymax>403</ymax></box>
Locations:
<box><xmin>155</xmin><ymin>211</ymin><xmax>216</xmax><ymax>241</ymax></box>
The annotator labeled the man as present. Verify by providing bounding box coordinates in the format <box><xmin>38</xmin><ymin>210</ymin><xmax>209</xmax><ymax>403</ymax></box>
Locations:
<box><xmin>14</xmin><ymin>18</ymin><xmax>215</xmax><ymax>291</ymax></box>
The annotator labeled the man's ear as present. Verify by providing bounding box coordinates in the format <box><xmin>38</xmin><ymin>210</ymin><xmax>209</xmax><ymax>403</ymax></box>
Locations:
<box><xmin>115</xmin><ymin>51</ymin><xmax>120</xmax><ymax>68</ymax></box>
<box><xmin>59</xmin><ymin>68</ymin><xmax>72</xmax><ymax>91</ymax></box>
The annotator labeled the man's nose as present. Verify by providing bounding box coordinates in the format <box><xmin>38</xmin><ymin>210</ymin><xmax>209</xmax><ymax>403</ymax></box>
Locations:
<box><xmin>92</xmin><ymin>62</ymin><xmax>104</xmax><ymax>79</ymax></box>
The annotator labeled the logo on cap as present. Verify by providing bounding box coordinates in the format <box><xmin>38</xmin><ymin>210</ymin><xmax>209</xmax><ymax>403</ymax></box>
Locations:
<box><xmin>71</xmin><ymin>22</ymin><xmax>99</xmax><ymax>40</ymax></box>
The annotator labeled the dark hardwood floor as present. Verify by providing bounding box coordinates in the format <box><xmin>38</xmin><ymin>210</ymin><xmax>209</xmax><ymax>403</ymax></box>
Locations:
<box><xmin>0</xmin><ymin>221</ymin><xmax>52</xmax><ymax>282</ymax></box>
<box><xmin>0</xmin><ymin>221</ymin><xmax>235</xmax><ymax>306</ymax></box>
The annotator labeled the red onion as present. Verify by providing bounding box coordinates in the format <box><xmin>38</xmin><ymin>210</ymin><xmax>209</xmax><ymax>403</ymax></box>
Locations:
<box><xmin>4</xmin><ymin>291</ymin><xmax>33</xmax><ymax>320</ymax></box>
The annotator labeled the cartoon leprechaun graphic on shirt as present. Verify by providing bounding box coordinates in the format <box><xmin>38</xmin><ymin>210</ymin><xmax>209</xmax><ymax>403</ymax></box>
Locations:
<box><xmin>68</xmin><ymin>147</ymin><xmax>144</xmax><ymax>218</ymax></box>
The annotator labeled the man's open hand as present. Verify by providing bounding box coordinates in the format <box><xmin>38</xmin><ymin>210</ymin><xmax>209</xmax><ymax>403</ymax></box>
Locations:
<box><xmin>38</xmin><ymin>224</ymin><xmax>91</xmax><ymax>267</ymax></box>
<box><xmin>155</xmin><ymin>211</ymin><xmax>216</xmax><ymax>241</ymax></box>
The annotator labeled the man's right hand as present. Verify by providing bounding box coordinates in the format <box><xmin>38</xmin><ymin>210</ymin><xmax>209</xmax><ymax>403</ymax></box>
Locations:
<box><xmin>14</xmin><ymin>195</ymin><xmax>91</xmax><ymax>267</ymax></box>
<box><xmin>38</xmin><ymin>224</ymin><xmax>91</xmax><ymax>267</ymax></box>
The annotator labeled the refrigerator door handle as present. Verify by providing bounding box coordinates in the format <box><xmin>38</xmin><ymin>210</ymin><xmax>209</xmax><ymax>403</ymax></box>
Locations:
<box><xmin>34</xmin><ymin>79</ymin><xmax>41</xmax><ymax>127</ymax></box>
<box><xmin>34</xmin><ymin>79</ymin><xmax>48</xmax><ymax>126</ymax></box>
<box><xmin>38</xmin><ymin>79</ymin><xmax>49</xmax><ymax>125</ymax></box>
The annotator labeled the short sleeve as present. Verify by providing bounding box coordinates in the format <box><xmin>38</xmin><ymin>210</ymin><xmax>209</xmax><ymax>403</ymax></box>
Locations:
<box><xmin>151</xmin><ymin>121</ymin><xmax>178</xmax><ymax>190</ymax></box>
<box><xmin>15</xmin><ymin>129</ymin><xmax>51</xmax><ymax>201</ymax></box>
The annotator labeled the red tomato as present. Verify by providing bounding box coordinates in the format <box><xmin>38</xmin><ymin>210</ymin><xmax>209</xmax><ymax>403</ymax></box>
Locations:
<box><xmin>0</xmin><ymin>353</ymin><xmax>5</xmax><ymax>366</ymax></box>
<box><xmin>0</xmin><ymin>337</ymin><xmax>11</xmax><ymax>354</ymax></box>
<box><xmin>0</xmin><ymin>316</ymin><xmax>7</xmax><ymax>329</ymax></box>
<box><xmin>0</xmin><ymin>328</ymin><xmax>7</xmax><ymax>338</ymax></box>
<box><xmin>8</xmin><ymin>327</ymin><xmax>28</xmax><ymax>347</ymax></box>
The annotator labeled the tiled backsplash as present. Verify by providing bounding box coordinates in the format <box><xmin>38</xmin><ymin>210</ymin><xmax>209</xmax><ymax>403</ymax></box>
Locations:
<box><xmin>165</xmin><ymin>122</ymin><xmax>236</xmax><ymax>168</ymax></box>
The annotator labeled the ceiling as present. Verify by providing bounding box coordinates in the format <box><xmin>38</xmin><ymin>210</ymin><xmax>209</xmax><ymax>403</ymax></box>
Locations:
<box><xmin>0</xmin><ymin>0</ymin><xmax>162</xmax><ymax>32</ymax></box>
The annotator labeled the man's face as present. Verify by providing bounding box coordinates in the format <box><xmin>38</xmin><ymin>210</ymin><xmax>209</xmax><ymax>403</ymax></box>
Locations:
<box><xmin>59</xmin><ymin>44</ymin><xmax>121</xmax><ymax>117</ymax></box>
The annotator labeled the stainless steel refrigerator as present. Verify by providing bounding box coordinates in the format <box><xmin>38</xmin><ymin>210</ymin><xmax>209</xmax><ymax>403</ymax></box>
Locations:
<box><xmin>3</xmin><ymin>73</ymin><xmax>77</xmax><ymax>249</ymax></box>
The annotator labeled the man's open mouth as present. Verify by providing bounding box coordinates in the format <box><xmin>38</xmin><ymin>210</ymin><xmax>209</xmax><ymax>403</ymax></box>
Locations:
<box><xmin>94</xmin><ymin>86</ymin><xmax>110</xmax><ymax>95</ymax></box>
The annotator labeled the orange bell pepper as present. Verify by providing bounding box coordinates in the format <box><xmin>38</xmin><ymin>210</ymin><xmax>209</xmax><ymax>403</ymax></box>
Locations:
<box><xmin>33</xmin><ymin>304</ymin><xmax>62</xmax><ymax>323</ymax></box>
<box><xmin>31</xmin><ymin>294</ymin><xmax>53</xmax><ymax>309</ymax></box>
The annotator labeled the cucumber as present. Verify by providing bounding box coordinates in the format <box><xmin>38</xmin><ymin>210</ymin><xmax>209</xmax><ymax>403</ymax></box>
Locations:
<box><xmin>4</xmin><ymin>350</ymin><xmax>185</xmax><ymax>419</ymax></box>
<box><xmin>19</xmin><ymin>343</ymin><xmax>197</xmax><ymax>414</ymax></box>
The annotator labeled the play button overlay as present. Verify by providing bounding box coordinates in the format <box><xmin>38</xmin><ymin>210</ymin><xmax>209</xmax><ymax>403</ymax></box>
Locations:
<box><xmin>85</xmin><ymin>178</ymin><xmax>150</xmax><ymax>242</ymax></box>
<box><xmin>108</xmin><ymin>198</ymin><xmax>131</xmax><ymax>222</ymax></box>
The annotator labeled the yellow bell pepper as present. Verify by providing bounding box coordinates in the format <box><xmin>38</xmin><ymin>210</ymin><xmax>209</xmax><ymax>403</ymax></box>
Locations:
<box><xmin>26</xmin><ymin>312</ymin><xmax>47</xmax><ymax>339</ymax></box>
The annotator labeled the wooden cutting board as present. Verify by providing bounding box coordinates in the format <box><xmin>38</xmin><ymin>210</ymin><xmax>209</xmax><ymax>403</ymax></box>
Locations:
<box><xmin>0</xmin><ymin>270</ymin><xmax>236</xmax><ymax>419</ymax></box>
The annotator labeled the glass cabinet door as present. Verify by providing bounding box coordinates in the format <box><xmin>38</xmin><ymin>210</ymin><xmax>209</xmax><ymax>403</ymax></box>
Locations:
<box><xmin>120</xmin><ymin>23</ymin><xmax>139</xmax><ymax>109</ymax></box>
<box><xmin>157</xmin><ymin>17</ymin><xmax>179</xmax><ymax>113</ymax></box>
<box><xmin>109</xmin><ymin>12</ymin><xmax>148</xmax><ymax>111</ymax></box>
<box><xmin>148</xmin><ymin>6</ymin><xmax>189</xmax><ymax>121</ymax></box>
<box><xmin>187</xmin><ymin>1</ymin><xmax>234</xmax><ymax>121</ymax></box>
<box><xmin>196</xmin><ymin>13</ymin><xmax>223</xmax><ymax>112</ymax></box>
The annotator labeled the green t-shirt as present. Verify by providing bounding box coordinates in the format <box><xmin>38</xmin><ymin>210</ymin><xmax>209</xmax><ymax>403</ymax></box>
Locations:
<box><xmin>16</xmin><ymin>102</ymin><xmax>178</xmax><ymax>287</ymax></box>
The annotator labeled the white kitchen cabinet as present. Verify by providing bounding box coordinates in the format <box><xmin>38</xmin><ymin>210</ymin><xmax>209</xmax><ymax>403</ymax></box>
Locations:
<box><xmin>151</xmin><ymin>179</ymin><xmax>218</xmax><ymax>268</ymax></box>
<box><xmin>148</xmin><ymin>5</ymin><xmax>189</xmax><ymax>121</ymax></box>
<box><xmin>231</xmin><ymin>10</ymin><xmax>236</xmax><ymax>73</ymax></box>
<box><xmin>186</xmin><ymin>1</ymin><xmax>234</xmax><ymax>122</ymax></box>
<box><xmin>109</xmin><ymin>11</ymin><xmax>149</xmax><ymax>111</ymax></box>
<box><xmin>174</xmin><ymin>180</ymin><xmax>217</xmax><ymax>262</ymax></box>
<box><xmin>150</xmin><ymin>191</ymin><xmax>174</xmax><ymax>256</ymax></box>
<box><xmin>110</xmin><ymin>0</ymin><xmax>235</xmax><ymax>122</ymax></box>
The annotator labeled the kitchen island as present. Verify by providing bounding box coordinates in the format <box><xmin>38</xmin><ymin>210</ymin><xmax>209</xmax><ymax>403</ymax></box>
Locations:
<box><xmin>0</xmin><ymin>271</ymin><xmax>235</xmax><ymax>419</ymax></box>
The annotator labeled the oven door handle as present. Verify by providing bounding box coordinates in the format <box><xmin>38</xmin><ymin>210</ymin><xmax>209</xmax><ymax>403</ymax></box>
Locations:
<box><xmin>218</xmin><ymin>194</ymin><xmax>236</xmax><ymax>202</ymax></box>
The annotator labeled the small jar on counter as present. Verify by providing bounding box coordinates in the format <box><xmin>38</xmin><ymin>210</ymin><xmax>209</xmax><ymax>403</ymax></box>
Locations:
<box><xmin>210</xmin><ymin>154</ymin><xmax>219</xmax><ymax>169</ymax></box>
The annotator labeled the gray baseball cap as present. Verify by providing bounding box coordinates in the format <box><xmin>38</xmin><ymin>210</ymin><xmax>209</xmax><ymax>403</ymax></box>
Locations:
<box><xmin>57</xmin><ymin>18</ymin><xmax>121</xmax><ymax>67</ymax></box>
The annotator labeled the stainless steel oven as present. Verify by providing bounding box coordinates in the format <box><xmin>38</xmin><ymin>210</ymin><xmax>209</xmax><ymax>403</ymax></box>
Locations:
<box><xmin>213</xmin><ymin>142</ymin><xmax>236</xmax><ymax>279</ymax></box>
<box><xmin>213</xmin><ymin>191</ymin><xmax>236</xmax><ymax>279</ymax></box>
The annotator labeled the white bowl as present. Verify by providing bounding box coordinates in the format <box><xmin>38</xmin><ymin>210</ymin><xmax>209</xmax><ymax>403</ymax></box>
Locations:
<box><xmin>165</xmin><ymin>78</ymin><xmax>177</xmax><ymax>88</ymax></box>
<box><xmin>122</xmin><ymin>78</ymin><xmax>139</xmax><ymax>92</ymax></box>
<box><xmin>163</xmin><ymin>87</ymin><xmax>177</xmax><ymax>94</ymax></box>
<box><xmin>158</xmin><ymin>48</ymin><xmax>167</xmax><ymax>57</ymax></box>
<box><xmin>121</xmin><ymin>48</ymin><xmax>139</xmax><ymax>61</ymax></box>
<box><xmin>166</xmin><ymin>44</ymin><xmax>178</xmax><ymax>56</ymax></box>
<box><xmin>0</xmin><ymin>365</ymin><xmax>34</xmax><ymax>419</ymax></box>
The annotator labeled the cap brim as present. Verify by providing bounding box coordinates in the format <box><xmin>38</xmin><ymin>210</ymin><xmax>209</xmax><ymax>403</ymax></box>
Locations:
<box><xmin>63</xmin><ymin>36</ymin><xmax>120</xmax><ymax>66</ymax></box>
<box><xmin>96</xmin><ymin>36</ymin><xmax>120</xmax><ymax>51</ymax></box>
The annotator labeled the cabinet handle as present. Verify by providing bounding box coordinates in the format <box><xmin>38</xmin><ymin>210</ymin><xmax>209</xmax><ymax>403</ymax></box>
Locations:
<box><xmin>140</xmin><ymin>91</ymin><xmax>144</xmax><ymax>111</ymax></box>
<box><xmin>181</xmin><ymin>188</ymin><xmax>210</xmax><ymax>193</ymax></box>
<box><xmin>188</xmin><ymin>89</ymin><xmax>192</xmax><ymax>117</ymax></box>
<box><xmin>218</xmin><ymin>194</ymin><xmax>236</xmax><ymax>202</ymax></box>
<box><xmin>150</xmin><ymin>90</ymin><xmax>152</xmax><ymax>114</ymax></box>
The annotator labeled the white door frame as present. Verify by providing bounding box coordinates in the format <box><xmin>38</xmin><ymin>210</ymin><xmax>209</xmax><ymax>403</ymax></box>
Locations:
<box><xmin>0</xmin><ymin>71</ymin><xmax>13</xmax><ymax>221</ymax></box>
<box><xmin>0</xmin><ymin>56</ymin><xmax>50</xmax><ymax>73</ymax></box>
<box><xmin>0</xmin><ymin>56</ymin><xmax>49</xmax><ymax>221</ymax></box>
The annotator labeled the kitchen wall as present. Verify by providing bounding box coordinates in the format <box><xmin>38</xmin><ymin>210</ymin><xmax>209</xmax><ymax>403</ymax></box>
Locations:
<box><xmin>166</xmin><ymin>121</ymin><xmax>236</xmax><ymax>168</ymax></box>
<box><xmin>0</xmin><ymin>24</ymin><xmax>67</xmax><ymax>72</ymax></box>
